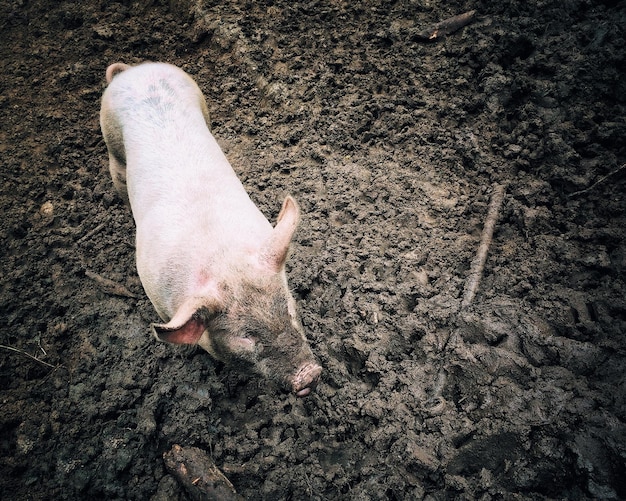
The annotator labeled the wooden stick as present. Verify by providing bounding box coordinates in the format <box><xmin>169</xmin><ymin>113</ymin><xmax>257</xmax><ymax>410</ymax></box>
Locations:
<box><xmin>415</xmin><ymin>10</ymin><xmax>476</xmax><ymax>41</ymax></box>
<box><xmin>461</xmin><ymin>184</ymin><xmax>506</xmax><ymax>308</ymax></box>
<box><xmin>425</xmin><ymin>183</ymin><xmax>505</xmax><ymax>412</ymax></box>
<box><xmin>164</xmin><ymin>445</ymin><xmax>244</xmax><ymax>501</ymax></box>
<box><xmin>77</xmin><ymin>222</ymin><xmax>106</xmax><ymax>244</ymax></box>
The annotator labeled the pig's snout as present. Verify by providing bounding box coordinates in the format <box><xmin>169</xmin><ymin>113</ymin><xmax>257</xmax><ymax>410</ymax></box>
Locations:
<box><xmin>292</xmin><ymin>363</ymin><xmax>322</xmax><ymax>397</ymax></box>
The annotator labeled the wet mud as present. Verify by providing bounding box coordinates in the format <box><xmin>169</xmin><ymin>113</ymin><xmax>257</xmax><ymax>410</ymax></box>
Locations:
<box><xmin>1</xmin><ymin>0</ymin><xmax>625</xmax><ymax>499</ymax></box>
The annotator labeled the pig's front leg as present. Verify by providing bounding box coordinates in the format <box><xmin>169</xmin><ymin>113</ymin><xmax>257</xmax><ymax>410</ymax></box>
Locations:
<box><xmin>100</xmin><ymin>105</ymin><xmax>129</xmax><ymax>202</ymax></box>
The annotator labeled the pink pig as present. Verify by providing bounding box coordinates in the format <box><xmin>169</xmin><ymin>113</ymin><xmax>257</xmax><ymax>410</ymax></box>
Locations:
<box><xmin>100</xmin><ymin>62</ymin><xmax>321</xmax><ymax>396</ymax></box>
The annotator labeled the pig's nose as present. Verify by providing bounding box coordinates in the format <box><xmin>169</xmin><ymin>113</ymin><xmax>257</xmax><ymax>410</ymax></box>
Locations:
<box><xmin>293</xmin><ymin>363</ymin><xmax>322</xmax><ymax>397</ymax></box>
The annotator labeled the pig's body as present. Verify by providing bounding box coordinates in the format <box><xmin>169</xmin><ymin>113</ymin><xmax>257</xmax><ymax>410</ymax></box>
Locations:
<box><xmin>100</xmin><ymin>62</ymin><xmax>321</xmax><ymax>396</ymax></box>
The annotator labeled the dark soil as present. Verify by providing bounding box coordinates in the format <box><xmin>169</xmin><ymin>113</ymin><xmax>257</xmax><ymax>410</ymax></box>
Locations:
<box><xmin>1</xmin><ymin>0</ymin><xmax>625</xmax><ymax>499</ymax></box>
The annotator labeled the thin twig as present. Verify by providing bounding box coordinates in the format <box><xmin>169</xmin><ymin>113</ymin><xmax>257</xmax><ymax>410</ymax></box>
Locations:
<box><xmin>77</xmin><ymin>222</ymin><xmax>106</xmax><ymax>244</ymax></box>
<box><xmin>462</xmin><ymin>183</ymin><xmax>507</xmax><ymax>308</ymax></box>
<box><xmin>415</xmin><ymin>10</ymin><xmax>476</xmax><ymax>41</ymax></box>
<box><xmin>567</xmin><ymin>163</ymin><xmax>626</xmax><ymax>198</ymax></box>
<box><xmin>0</xmin><ymin>344</ymin><xmax>56</xmax><ymax>368</ymax></box>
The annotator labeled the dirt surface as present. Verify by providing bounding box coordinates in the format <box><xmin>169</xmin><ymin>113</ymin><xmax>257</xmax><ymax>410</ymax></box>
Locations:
<box><xmin>1</xmin><ymin>0</ymin><xmax>625</xmax><ymax>499</ymax></box>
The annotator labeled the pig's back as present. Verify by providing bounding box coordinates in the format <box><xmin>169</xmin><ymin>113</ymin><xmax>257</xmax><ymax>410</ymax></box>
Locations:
<box><xmin>103</xmin><ymin>63</ymin><xmax>274</xmax><ymax>295</ymax></box>
<box><xmin>102</xmin><ymin>62</ymin><xmax>219</xmax><ymax>177</ymax></box>
<box><xmin>103</xmin><ymin>62</ymin><xmax>207</xmax><ymax>129</ymax></box>
<box><xmin>103</xmin><ymin>62</ymin><xmax>263</xmax><ymax>227</ymax></box>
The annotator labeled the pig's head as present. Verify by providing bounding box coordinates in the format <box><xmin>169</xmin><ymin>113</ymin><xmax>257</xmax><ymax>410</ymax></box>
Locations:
<box><xmin>151</xmin><ymin>197</ymin><xmax>322</xmax><ymax>397</ymax></box>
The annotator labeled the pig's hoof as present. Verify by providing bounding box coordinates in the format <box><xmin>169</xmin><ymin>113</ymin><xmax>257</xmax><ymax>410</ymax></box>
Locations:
<box><xmin>292</xmin><ymin>363</ymin><xmax>322</xmax><ymax>397</ymax></box>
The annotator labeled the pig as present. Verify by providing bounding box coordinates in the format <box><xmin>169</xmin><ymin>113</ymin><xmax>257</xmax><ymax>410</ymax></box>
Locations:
<box><xmin>100</xmin><ymin>62</ymin><xmax>321</xmax><ymax>396</ymax></box>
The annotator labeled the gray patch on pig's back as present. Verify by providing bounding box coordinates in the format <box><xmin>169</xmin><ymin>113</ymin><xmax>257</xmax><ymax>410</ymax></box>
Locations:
<box><xmin>137</xmin><ymin>80</ymin><xmax>179</xmax><ymax>125</ymax></box>
<box><xmin>121</xmin><ymin>76</ymin><xmax>192</xmax><ymax>128</ymax></box>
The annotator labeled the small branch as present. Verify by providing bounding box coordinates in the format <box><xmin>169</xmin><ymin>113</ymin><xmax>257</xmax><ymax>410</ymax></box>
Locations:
<box><xmin>164</xmin><ymin>445</ymin><xmax>244</xmax><ymax>501</ymax></box>
<box><xmin>462</xmin><ymin>184</ymin><xmax>507</xmax><ymax>308</ymax></box>
<box><xmin>85</xmin><ymin>270</ymin><xmax>137</xmax><ymax>298</ymax></box>
<box><xmin>424</xmin><ymin>183</ymin><xmax>505</xmax><ymax>412</ymax></box>
<box><xmin>567</xmin><ymin>163</ymin><xmax>626</xmax><ymax>198</ymax></box>
<box><xmin>0</xmin><ymin>344</ymin><xmax>56</xmax><ymax>368</ymax></box>
<box><xmin>415</xmin><ymin>10</ymin><xmax>476</xmax><ymax>41</ymax></box>
<box><xmin>77</xmin><ymin>222</ymin><xmax>106</xmax><ymax>244</ymax></box>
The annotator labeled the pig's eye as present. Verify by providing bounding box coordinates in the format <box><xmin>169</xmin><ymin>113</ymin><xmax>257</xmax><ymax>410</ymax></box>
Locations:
<box><xmin>243</xmin><ymin>332</ymin><xmax>265</xmax><ymax>354</ymax></box>
<box><xmin>228</xmin><ymin>336</ymin><xmax>256</xmax><ymax>353</ymax></box>
<box><xmin>244</xmin><ymin>329</ymin><xmax>261</xmax><ymax>340</ymax></box>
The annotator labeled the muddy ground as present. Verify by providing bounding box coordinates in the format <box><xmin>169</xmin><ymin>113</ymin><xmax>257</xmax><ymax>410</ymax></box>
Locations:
<box><xmin>1</xmin><ymin>0</ymin><xmax>625</xmax><ymax>499</ymax></box>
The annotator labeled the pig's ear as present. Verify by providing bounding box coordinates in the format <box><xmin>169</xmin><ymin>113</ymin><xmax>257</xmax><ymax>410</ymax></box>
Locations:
<box><xmin>261</xmin><ymin>196</ymin><xmax>300</xmax><ymax>271</ymax></box>
<box><xmin>151</xmin><ymin>304</ymin><xmax>210</xmax><ymax>345</ymax></box>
